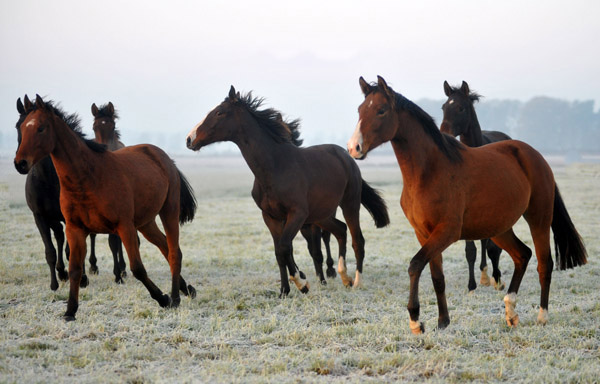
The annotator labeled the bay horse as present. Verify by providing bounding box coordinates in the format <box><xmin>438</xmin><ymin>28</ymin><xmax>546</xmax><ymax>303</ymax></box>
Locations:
<box><xmin>348</xmin><ymin>76</ymin><xmax>587</xmax><ymax>334</ymax></box>
<box><xmin>14</xmin><ymin>95</ymin><xmax>197</xmax><ymax>321</ymax></box>
<box><xmin>89</xmin><ymin>101</ymin><xmax>127</xmax><ymax>283</ymax></box>
<box><xmin>440</xmin><ymin>80</ymin><xmax>512</xmax><ymax>292</ymax></box>
<box><xmin>186</xmin><ymin>86</ymin><xmax>389</xmax><ymax>296</ymax></box>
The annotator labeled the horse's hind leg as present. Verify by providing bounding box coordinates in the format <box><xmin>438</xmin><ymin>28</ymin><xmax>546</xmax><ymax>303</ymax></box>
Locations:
<box><xmin>322</xmin><ymin>230</ymin><xmax>336</xmax><ymax>278</ymax></box>
<box><xmin>429</xmin><ymin>253</ymin><xmax>449</xmax><ymax>330</ymax></box>
<box><xmin>89</xmin><ymin>234</ymin><xmax>99</xmax><ymax>275</ymax></box>
<box><xmin>316</xmin><ymin>217</ymin><xmax>349</xmax><ymax>286</ymax></box>
<box><xmin>490</xmin><ymin>229</ymin><xmax>532</xmax><ymax>327</ymax></box>
<box><xmin>108</xmin><ymin>234</ymin><xmax>124</xmax><ymax>284</ymax></box>
<box><xmin>300</xmin><ymin>225</ymin><xmax>326</xmax><ymax>285</ymax></box>
<box><xmin>486</xmin><ymin>240</ymin><xmax>504</xmax><ymax>290</ymax></box>
<box><xmin>529</xmin><ymin>226</ymin><xmax>553</xmax><ymax>324</ymax></box>
<box><xmin>49</xmin><ymin>220</ymin><xmax>68</xmax><ymax>282</ymax></box>
<box><xmin>340</xmin><ymin>206</ymin><xmax>365</xmax><ymax>288</ymax></box>
<box><xmin>465</xmin><ymin>240</ymin><xmax>478</xmax><ymax>291</ymax></box>
<box><xmin>33</xmin><ymin>214</ymin><xmax>59</xmax><ymax>291</ymax></box>
<box><xmin>119</xmin><ymin>224</ymin><xmax>171</xmax><ymax>308</ymax></box>
<box><xmin>138</xmin><ymin>220</ymin><xmax>195</xmax><ymax>302</ymax></box>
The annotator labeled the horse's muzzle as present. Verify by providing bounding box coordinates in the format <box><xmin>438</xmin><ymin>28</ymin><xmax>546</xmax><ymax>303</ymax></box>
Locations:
<box><xmin>14</xmin><ymin>159</ymin><xmax>30</xmax><ymax>174</ymax></box>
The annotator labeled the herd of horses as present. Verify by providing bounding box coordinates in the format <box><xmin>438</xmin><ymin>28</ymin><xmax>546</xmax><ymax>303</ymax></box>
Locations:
<box><xmin>13</xmin><ymin>76</ymin><xmax>587</xmax><ymax>334</ymax></box>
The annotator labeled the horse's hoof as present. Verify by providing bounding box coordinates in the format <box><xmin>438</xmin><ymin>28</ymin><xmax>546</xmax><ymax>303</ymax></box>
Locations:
<box><xmin>63</xmin><ymin>314</ymin><xmax>76</xmax><ymax>322</ymax></box>
<box><xmin>89</xmin><ymin>265</ymin><xmax>99</xmax><ymax>275</ymax></box>
<box><xmin>410</xmin><ymin>321</ymin><xmax>425</xmax><ymax>335</ymax></box>
<box><xmin>300</xmin><ymin>283</ymin><xmax>310</xmax><ymax>294</ymax></box>
<box><xmin>480</xmin><ymin>267</ymin><xmax>491</xmax><ymax>286</ymax></box>
<box><xmin>80</xmin><ymin>275</ymin><xmax>89</xmax><ymax>288</ymax></box>
<box><xmin>57</xmin><ymin>270</ymin><xmax>68</xmax><ymax>281</ymax></box>
<box><xmin>121</xmin><ymin>270</ymin><xmax>127</xmax><ymax>278</ymax></box>
<box><xmin>437</xmin><ymin>318</ymin><xmax>450</xmax><ymax>330</ymax></box>
<box><xmin>159</xmin><ymin>294</ymin><xmax>172</xmax><ymax>308</ymax></box>
<box><xmin>326</xmin><ymin>268</ymin><xmax>337</xmax><ymax>278</ymax></box>
<box><xmin>187</xmin><ymin>285</ymin><xmax>197</xmax><ymax>299</ymax></box>
<box><xmin>279</xmin><ymin>287</ymin><xmax>290</xmax><ymax>299</ymax></box>
<box><xmin>169</xmin><ymin>296</ymin><xmax>181</xmax><ymax>308</ymax></box>
<box><xmin>115</xmin><ymin>276</ymin><xmax>124</xmax><ymax>285</ymax></box>
<box><xmin>506</xmin><ymin>314</ymin><xmax>520</xmax><ymax>327</ymax></box>
<box><xmin>320</xmin><ymin>279</ymin><xmax>327</xmax><ymax>286</ymax></box>
<box><xmin>494</xmin><ymin>280</ymin><xmax>505</xmax><ymax>291</ymax></box>
<box><xmin>50</xmin><ymin>281</ymin><xmax>59</xmax><ymax>291</ymax></box>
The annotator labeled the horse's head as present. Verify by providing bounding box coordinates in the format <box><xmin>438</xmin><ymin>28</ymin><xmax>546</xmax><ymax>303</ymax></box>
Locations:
<box><xmin>91</xmin><ymin>102</ymin><xmax>118</xmax><ymax>145</ymax></box>
<box><xmin>186</xmin><ymin>85</ymin><xmax>242</xmax><ymax>151</ymax></box>
<box><xmin>440</xmin><ymin>81</ymin><xmax>479</xmax><ymax>137</ymax></box>
<box><xmin>14</xmin><ymin>95</ymin><xmax>57</xmax><ymax>174</ymax></box>
<box><xmin>348</xmin><ymin>76</ymin><xmax>399</xmax><ymax>159</ymax></box>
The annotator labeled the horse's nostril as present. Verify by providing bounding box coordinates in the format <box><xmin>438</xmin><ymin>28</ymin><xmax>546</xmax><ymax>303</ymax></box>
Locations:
<box><xmin>186</xmin><ymin>137</ymin><xmax>191</xmax><ymax>147</ymax></box>
<box><xmin>355</xmin><ymin>144</ymin><xmax>361</xmax><ymax>152</ymax></box>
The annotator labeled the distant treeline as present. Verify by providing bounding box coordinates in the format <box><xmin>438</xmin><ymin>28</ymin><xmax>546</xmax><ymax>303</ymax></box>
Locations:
<box><xmin>419</xmin><ymin>97</ymin><xmax>600</xmax><ymax>155</ymax></box>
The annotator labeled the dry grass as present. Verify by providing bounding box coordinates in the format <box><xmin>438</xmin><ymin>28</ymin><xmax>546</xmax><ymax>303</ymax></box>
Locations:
<box><xmin>0</xmin><ymin>157</ymin><xmax>599</xmax><ymax>383</ymax></box>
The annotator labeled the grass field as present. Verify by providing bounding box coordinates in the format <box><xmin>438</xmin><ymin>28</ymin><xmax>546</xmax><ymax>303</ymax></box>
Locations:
<box><xmin>0</xmin><ymin>156</ymin><xmax>598</xmax><ymax>383</ymax></box>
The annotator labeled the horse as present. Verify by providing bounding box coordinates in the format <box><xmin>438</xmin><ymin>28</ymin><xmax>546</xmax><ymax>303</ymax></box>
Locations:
<box><xmin>440</xmin><ymin>80</ymin><xmax>512</xmax><ymax>292</ymax></box>
<box><xmin>16</xmin><ymin>101</ymin><xmax>88</xmax><ymax>291</ymax></box>
<box><xmin>348</xmin><ymin>76</ymin><xmax>587</xmax><ymax>334</ymax></box>
<box><xmin>186</xmin><ymin>86</ymin><xmax>389</xmax><ymax>296</ymax></box>
<box><xmin>14</xmin><ymin>94</ymin><xmax>198</xmax><ymax>321</ymax></box>
<box><xmin>89</xmin><ymin>101</ymin><xmax>127</xmax><ymax>283</ymax></box>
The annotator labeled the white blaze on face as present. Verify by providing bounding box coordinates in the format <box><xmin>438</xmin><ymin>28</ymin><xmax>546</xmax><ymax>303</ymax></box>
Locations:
<box><xmin>25</xmin><ymin>119</ymin><xmax>36</xmax><ymax>128</ymax></box>
<box><xmin>347</xmin><ymin>119</ymin><xmax>364</xmax><ymax>158</ymax></box>
<box><xmin>449</xmin><ymin>99</ymin><xmax>455</xmax><ymax>105</ymax></box>
<box><xmin>186</xmin><ymin>117</ymin><xmax>205</xmax><ymax>143</ymax></box>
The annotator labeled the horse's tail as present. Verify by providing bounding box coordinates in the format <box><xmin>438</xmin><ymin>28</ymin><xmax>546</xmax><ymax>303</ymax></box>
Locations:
<box><xmin>361</xmin><ymin>180</ymin><xmax>390</xmax><ymax>228</ymax></box>
<box><xmin>178</xmin><ymin>169</ymin><xmax>197</xmax><ymax>225</ymax></box>
<box><xmin>552</xmin><ymin>185</ymin><xmax>587</xmax><ymax>270</ymax></box>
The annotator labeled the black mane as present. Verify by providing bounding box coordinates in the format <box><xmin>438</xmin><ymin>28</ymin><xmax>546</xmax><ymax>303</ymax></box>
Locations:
<box><xmin>449</xmin><ymin>84</ymin><xmax>482</xmax><ymax>103</ymax></box>
<box><xmin>27</xmin><ymin>99</ymin><xmax>107</xmax><ymax>153</ymax></box>
<box><xmin>95</xmin><ymin>102</ymin><xmax>121</xmax><ymax>140</ymax></box>
<box><xmin>227</xmin><ymin>92</ymin><xmax>303</xmax><ymax>146</ymax></box>
<box><xmin>371</xmin><ymin>84</ymin><xmax>464</xmax><ymax>163</ymax></box>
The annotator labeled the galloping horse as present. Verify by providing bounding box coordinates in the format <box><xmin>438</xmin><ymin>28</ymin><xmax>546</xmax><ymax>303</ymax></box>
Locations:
<box><xmin>348</xmin><ymin>76</ymin><xmax>586</xmax><ymax>334</ymax></box>
<box><xmin>14</xmin><ymin>95</ymin><xmax>197</xmax><ymax>320</ymax></box>
<box><xmin>441</xmin><ymin>80</ymin><xmax>512</xmax><ymax>292</ymax></box>
<box><xmin>187</xmin><ymin>86</ymin><xmax>389</xmax><ymax>296</ymax></box>
<box><xmin>88</xmin><ymin>101</ymin><xmax>127</xmax><ymax>283</ymax></box>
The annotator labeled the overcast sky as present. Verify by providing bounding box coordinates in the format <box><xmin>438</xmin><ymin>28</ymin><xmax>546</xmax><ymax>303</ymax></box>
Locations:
<box><xmin>1</xmin><ymin>0</ymin><xmax>599</xmax><ymax>153</ymax></box>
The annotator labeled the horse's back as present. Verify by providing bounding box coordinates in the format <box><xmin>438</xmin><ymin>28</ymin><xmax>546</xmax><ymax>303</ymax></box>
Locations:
<box><xmin>482</xmin><ymin>130</ymin><xmax>511</xmax><ymax>144</ymax></box>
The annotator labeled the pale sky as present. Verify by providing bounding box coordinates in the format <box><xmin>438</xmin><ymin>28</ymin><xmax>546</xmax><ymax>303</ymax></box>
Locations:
<box><xmin>1</xmin><ymin>0</ymin><xmax>599</xmax><ymax>153</ymax></box>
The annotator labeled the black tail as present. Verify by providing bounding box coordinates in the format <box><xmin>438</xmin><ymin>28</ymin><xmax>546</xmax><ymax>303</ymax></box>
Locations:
<box><xmin>552</xmin><ymin>186</ymin><xmax>587</xmax><ymax>270</ymax></box>
<box><xmin>361</xmin><ymin>180</ymin><xmax>390</xmax><ymax>228</ymax></box>
<box><xmin>178</xmin><ymin>169</ymin><xmax>197</xmax><ymax>224</ymax></box>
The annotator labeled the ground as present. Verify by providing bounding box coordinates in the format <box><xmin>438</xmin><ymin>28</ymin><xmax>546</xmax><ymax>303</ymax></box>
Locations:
<box><xmin>0</xmin><ymin>156</ymin><xmax>598</xmax><ymax>383</ymax></box>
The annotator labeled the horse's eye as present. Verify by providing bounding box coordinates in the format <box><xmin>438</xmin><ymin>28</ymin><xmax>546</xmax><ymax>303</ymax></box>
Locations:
<box><xmin>215</xmin><ymin>110</ymin><xmax>223</xmax><ymax>117</ymax></box>
<box><xmin>377</xmin><ymin>109</ymin><xmax>387</xmax><ymax>116</ymax></box>
<box><xmin>458</xmin><ymin>106</ymin><xmax>465</xmax><ymax>113</ymax></box>
<box><xmin>37</xmin><ymin>125</ymin><xmax>46</xmax><ymax>133</ymax></box>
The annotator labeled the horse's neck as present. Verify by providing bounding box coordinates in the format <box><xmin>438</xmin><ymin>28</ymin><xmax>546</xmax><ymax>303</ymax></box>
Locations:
<box><xmin>460</xmin><ymin>109</ymin><xmax>484</xmax><ymax>147</ymax></box>
<box><xmin>50</xmin><ymin>120</ymin><xmax>99</xmax><ymax>191</ymax></box>
<box><xmin>106</xmin><ymin>138</ymin><xmax>124</xmax><ymax>151</ymax></box>
<box><xmin>233</xmin><ymin>120</ymin><xmax>287</xmax><ymax>185</ymax></box>
<box><xmin>392</xmin><ymin>114</ymin><xmax>448</xmax><ymax>186</ymax></box>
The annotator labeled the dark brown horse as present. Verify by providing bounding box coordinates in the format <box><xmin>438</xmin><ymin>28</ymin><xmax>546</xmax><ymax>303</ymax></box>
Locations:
<box><xmin>89</xmin><ymin>101</ymin><xmax>127</xmax><ymax>283</ymax></box>
<box><xmin>441</xmin><ymin>80</ymin><xmax>512</xmax><ymax>292</ymax></box>
<box><xmin>348</xmin><ymin>76</ymin><xmax>587</xmax><ymax>334</ymax></box>
<box><xmin>14</xmin><ymin>95</ymin><xmax>197</xmax><ymax>321</ymax></box>
<box><xmin>187</xmin><ymin>86</ymin><xmax>389</xmax><ymax>296</ymax></box>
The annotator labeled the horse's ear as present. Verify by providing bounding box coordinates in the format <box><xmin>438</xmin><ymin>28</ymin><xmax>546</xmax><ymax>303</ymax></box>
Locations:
<box><xmin>24</xmin><ymin>95</ymin><xmax>33</xmax><ymax>112</ymax></box>
<box><xmin>91</xmin><ymin>103</ymin><xmax>99</xmax><ymax>117</ymax></box>
<box><xmin>359</xmin><ymin>76</ymin><xmax>372</xmax><ymax>96</ymax></box>
<box><xmin>17</xmin><ymin>98</ymin><xmax>25</xmax><ymax>115</ymax></box>
<box><xmin>229</xmin><ymin>85</ymin><xmax>238</xmax><ymax>102</ymax></box>
<box><xmin>107</xmin><ymin>102</ymin><xmax>115</xmax><ymax>116</ymax></box>
<box><xmin>35</xmin><ymin>94</ymin><xmax>46</xmax><ymax>111</ymax></box>
<box><xmin>443</xmin><ymin>81</ymin><xmax>452</xmax><ymax>97</ymax></box>
<box><xmin>377</xmin><ymin>76</ymin><xmax>395</xmax><ymax>104</ymax></box>
<box><xmin>460</xmin><ymin>81</ymin><xmax>470</xmax><ymax>95</ymax></box>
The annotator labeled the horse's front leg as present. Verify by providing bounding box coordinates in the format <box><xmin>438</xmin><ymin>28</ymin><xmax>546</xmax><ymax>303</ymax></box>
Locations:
<box><xmin>64</xmin><ymin>226</ymin><xmax>88</xmax><ymax>321</ymax></box>
<box><xmin>408</xmin><ymin>227</ymin><xmax>458</xmax><ymax>334</ymax></box>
